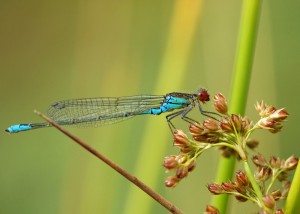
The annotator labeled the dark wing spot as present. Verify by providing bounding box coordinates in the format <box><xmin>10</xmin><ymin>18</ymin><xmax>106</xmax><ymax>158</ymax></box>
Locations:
<box><xmin>51</xmin><ymin>102</ymin><xmax>65</xmax><ymax>109</ymax></box>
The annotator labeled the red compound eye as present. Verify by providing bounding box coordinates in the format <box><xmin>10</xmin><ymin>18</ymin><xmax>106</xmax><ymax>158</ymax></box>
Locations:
<box><xmin>197</xmin><ymin>88</ymin><xmax>210</xmax><ymax>103</ymax></box>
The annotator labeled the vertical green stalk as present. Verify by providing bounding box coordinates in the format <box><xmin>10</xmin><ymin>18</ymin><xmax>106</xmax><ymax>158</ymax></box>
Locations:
<box><xmin>211</xmin><ymin>0</ymin><xmax>262</xmax><ymax>213</ymax></box>
<box><xmin>285</xmin><ymin>165</ymin><xmax>300</xmax><ymax>213</ymax></box>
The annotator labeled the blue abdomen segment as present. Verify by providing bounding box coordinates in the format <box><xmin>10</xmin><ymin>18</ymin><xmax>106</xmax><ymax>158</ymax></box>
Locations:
<box><xmin>5</xmin><ymin>124</ymin><xmax>33</xmax><ymax>133</ymax></box>
<box><xmin>141</xmin><ymin>95</ymin><xmax>190</xmax><ymax>115</ymax></box>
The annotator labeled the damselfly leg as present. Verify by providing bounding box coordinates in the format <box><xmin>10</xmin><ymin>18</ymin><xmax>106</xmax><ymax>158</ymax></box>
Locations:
<box><xmin>166</xmin><ymin>99</ymin><xmax>222</xmax><ymax>133</ymax></box>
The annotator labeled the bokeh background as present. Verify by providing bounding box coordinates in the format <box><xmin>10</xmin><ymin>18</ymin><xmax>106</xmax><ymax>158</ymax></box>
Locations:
<box><xmin>1</xmin><ymin>1</ymin><xmax>299</xmax><ymax>213</ymax></box>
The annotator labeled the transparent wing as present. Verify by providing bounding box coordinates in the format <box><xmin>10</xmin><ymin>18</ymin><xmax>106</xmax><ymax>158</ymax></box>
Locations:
<box><xmin>47</xmin><ymin>95</ymin><xmax>164</xmax><ymax>127</ymax></box>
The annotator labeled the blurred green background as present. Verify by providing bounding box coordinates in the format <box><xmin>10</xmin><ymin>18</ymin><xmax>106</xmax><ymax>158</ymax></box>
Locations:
<box><xmin>1</xmin><ymin>1</ymin><xmax>299</xmax><ymax>213</ymax></box>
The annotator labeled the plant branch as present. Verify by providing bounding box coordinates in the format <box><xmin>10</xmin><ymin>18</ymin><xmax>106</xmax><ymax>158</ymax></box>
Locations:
<box><xmin>34</xmin><ymin>110</ymin><xmax>183</xmax><ymax>214</ymax></box>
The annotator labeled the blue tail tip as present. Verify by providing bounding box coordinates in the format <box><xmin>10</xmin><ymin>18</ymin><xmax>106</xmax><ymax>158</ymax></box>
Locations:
<box><xmin>5</xmin><ymin>127</ymin><xmax>14</xmax><ymax>133</ymax></box>
<box><xmin>5</xmin><ymin>124</ymin><xmax>33</xmax><ymax>133</ymax></box>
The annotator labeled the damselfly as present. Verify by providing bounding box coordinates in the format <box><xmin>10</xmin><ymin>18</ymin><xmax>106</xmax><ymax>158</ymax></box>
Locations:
<box><xmin>5</xmin><ymin>88</ymin><xmax>215</xmax><ymax>133</ymax></box>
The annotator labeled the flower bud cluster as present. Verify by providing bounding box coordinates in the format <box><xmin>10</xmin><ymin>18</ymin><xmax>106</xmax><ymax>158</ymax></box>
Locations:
<box><xmin>173</xmin><ymin>130</ymin><xmax>191</xmax><ymax>152</ymax></box>
<box><xmin>256</xmin><ymin>101</ymin><xmax>289</xmax><ymax>133</ymax></box>
<box><xmin>189</xmin><ymin>120</ymin><xmax>220</xmax><ymax>144</ymax></box>
<box><xmin>223</xmin><ymin>114</ymin><xmax>253</xmax><ymax>135</ymax></box>
<box><xmin>207</xmin><ymin>165</ymin><xmax>295</xmax><ymax>213</ymax></box>
<box><xmin>162</xmin><ymin>91</ymin><xmax>292</xmax><ymax>197</ymax></box>
<box><xmin>253</xmin><ymin>155</ymin><xmax>298</xmax><ymax>180</ymax></box>
<box><xmin>189</xmin><ymin>113</ymin><xmax>254</xmax><ymax>159</ymax></box>
<box><xmin>163</xmin><ymin>130</ymin><xmax>197</xmax><ymax>187</ymax></box>
<box><xmin>190</xmin><ymin>93</ymin><xmax>257</xmax><ymax>159</ymax></box>
<box><xmin>208</xmin><ymin>171</ymin><xmax>252</xmax><ymax>202</ymax></box>
<box><xmin>253</xmin><ymin>155</ymin><xmax>298</xmax><ymax>199</ymax></box>
<box><xmin>163</xmin><ymin>157</ymin><xmax>196</xmax><ymax>188</ymax></box>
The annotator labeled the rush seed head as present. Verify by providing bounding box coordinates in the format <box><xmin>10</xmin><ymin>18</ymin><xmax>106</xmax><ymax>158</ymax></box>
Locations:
<box><xmin>213</xmin><ymin>93</ymin><xmax>228</xmax><ymax>114</ymax></box>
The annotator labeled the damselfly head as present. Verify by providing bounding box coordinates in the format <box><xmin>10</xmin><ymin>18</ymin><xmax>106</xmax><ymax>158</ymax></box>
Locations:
<box><xmin>197</xmin><ymin>88</ymin><xmax>210</xmax><ymax>103</ymax></box>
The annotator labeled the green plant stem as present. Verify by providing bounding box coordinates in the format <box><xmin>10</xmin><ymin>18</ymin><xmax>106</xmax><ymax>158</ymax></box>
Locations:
<box><xmin>211</xmin><ymin>0</ymin><xmax>262</xmax><ymax>213</ymax></box>
<box><xmin>285</xmin><ymin>164</ymin><xmax>300</xmax><ymax>213</ymax></box>
<box><xmin>243</xmin><ymin>161</ymin><xmax>263</xmax><ymax>205</ymax></box>
<box><xmin>266</xmin><ymin>169</ymin><xmax>282</xmax><ymax>194</ymax></box>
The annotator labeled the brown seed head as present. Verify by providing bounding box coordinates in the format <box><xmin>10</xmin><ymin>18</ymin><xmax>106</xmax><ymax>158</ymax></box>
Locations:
<box><xmin>263</xmin><ymin>195</ymin><xmax>275</xmax><ymax>209</ymax></box>
<box><xmin>220</xmin><ymin>118</ymin><xmax>234</xmax><ymax>132</ymax></box>
<box><xmin>173</xmin><ymin>130</ymin><xmax>189</xmax><ymax>147</ymax></box>
<box><xmin>176</xmin><ymin>166</ymin><xmax>189</xmax><ymax>179</ymax></box>
<box><xmin>246</xmin><ymin>139</ymin><xmax>259</xmax><ymax>149</ymax></box>
<box><xmin>189</xmin><ymin>122</ymin><xmax>205</xmax><ymax>135</ymax></box>
<box><xmin>213</xmin><ymin>93</ymin><xmax>228</xmax><ymax>114</ymax></box>
<box><xmin>235</xmin><ymin>171</ymin><xmax>249</xmax><ymax>187</ymax></box>
<box><xmin>231</xmin><ymin>114</ymin><xmax>242</xmax><ymax>132</ymax></box>
<box><xmin>255</xmin><ymin>101</ymin><xmax>276</xmax><ymax>118</ymax></box>
<box><xmin>205</xmin><ymin>205</ymin><xmax>220</xmax><ymax>214</ymax></box>
<box><xmin>203</xmin><ymin>118</ymin><xmax>219</xmax><ymax>131</ymax></box>
<box><xmin>165</xmin><ymin>176</ymin><xmax>179</xmax><ymax>188</ymax></box>
<box><xmin>221</xmin><ymin>182</ymin><xmax>235</xmax><ymax>192</ymax></box>
<box><xmin>163</xmin><ymin>155</ymin><xmax>178</xmax><ymax>170</ymax></box>
<box><xmin>283</xmin><ymin>156</ymin><xmax>298</xmax><ymax>171</ymax></box>
<box><xmin>252</xmin><ymin>154</ymin><xmax>267</xmax><ymax>167</ymax></box>
<box><xmin>205</xmin><ymin>205</ymin><xmax>219</xmax><ymax>214</ymax></box>
<box><xmin>208</xmin><ymin>183</ymin><xmax>224</xmax><ymax>195</ymax></box>
<box><xmin>255</xmin><ymin>166</ymin><xmax>271</xmax><ymax>182</ymax></box>
<box><xmin>270</xmin><ymin>156</ymin><xmax>281</xmax><ymax>169</ymax></box>
<box><xmin>270</xmin><ymin>108</ymin><xmax>289</xmax><ymax>122</ymax></box>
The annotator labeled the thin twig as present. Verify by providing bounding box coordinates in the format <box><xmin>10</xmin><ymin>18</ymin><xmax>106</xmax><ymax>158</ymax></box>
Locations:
<box><xmin>34</xmin><ymin>110</ymin><xmax>183</xmax><ymax>214</ymax></box>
